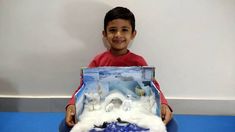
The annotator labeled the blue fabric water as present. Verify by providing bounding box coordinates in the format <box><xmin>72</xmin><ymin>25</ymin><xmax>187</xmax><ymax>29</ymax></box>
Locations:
<box><xmin>89</xmin><ymin>122</ymin><xmax>150</xmax><ymax>132</ymax></box>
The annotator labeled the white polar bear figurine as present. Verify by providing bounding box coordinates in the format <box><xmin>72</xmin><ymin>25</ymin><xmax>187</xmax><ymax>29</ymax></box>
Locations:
<box><xmin>122</xmin><ymin>95</ymin><xmax>132</xmax><ymax>111</ymax></box>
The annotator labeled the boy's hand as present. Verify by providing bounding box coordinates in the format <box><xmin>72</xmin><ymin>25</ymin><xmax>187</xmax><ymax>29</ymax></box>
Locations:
<box><xmin>161</xmin><ymin>104</ymin><xmax>173</xmax><ymax>125</ymax></box>
<box><xmin>66</xmin><ymin>104</ymin><xmax>76</xmax><ymax>127</ymax></box>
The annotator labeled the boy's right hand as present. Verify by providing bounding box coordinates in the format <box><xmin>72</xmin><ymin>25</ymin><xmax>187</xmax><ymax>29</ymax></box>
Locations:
<box><xmin>65</xmin><ymin>104</ymin><xmax>76</xmax><ymax>127</ymax></box>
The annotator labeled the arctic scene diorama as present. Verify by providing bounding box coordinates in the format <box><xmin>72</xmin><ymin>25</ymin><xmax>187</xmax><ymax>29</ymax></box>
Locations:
<box><xmin>71</xmin><ymin>66</ymin><xmax>166</xmax><ymax>132</ymax></box>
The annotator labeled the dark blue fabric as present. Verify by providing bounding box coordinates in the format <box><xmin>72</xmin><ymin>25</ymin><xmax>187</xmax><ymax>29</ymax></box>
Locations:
<box><xmin>59</xmin><ymin>118</ymin><xmax>72</xmax><ymax>132</ymax></box>
<box><xmin>166</xmin><ymin>118</ymin><xmax>178</xmax><ymax>132</ymax></box>
<box><xmin>89</xmin><ymin>122</ymin><xmax>149</xmax><ymax>132</ymax></box>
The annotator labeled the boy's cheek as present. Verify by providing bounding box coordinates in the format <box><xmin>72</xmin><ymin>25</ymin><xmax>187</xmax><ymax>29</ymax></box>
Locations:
<box><xmin>107</xmin><ymin>33</ymin><xmax>114</xmax><ymax>38</ymax></box>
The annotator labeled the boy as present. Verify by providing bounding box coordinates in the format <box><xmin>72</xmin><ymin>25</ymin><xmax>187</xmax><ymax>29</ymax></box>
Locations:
<box><xmin>61</xmin><ymin>6</ymin><xmax>172</xmax><ymax>131</ymax></box>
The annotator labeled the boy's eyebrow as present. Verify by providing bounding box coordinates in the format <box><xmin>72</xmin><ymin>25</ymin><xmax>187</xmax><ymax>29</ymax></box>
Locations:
<box><xmin>108</xmin><ymin>26</ymin><xmax>131</xmax><ymax>29</ymax></box>
<box><xmin>108</xmin><ymin>26</ymin><xmax>117</xmax><ymax>29</ymax></box>
<box><xmin>121</xmin><ymin>26</ymin><xmax>130</xmax><ymax>29</ymax></box>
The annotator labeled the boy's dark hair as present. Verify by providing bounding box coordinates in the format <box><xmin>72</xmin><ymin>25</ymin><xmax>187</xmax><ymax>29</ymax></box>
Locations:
<box><xmin>104</xmin><ymin>7</ymin><xmax>135</xmax><ymax>33</ymax></box>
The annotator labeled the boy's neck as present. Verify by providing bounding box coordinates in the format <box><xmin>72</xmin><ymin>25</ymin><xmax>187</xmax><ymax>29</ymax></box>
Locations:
<box><xmin>110</xmin><ymin>49</ymin><xmax>129</xmax><ymax>56</ymax></box>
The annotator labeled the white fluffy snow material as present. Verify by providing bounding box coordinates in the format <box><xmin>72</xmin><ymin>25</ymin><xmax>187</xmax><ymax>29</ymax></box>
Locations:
<box><xmin>71</xmin><ymin>95</ymin><xmax>166</xmax><ymax>132</ymax></box>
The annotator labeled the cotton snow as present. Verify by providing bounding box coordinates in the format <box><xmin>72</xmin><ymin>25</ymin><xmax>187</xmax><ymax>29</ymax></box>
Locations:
<box><xmin>71</xmin><ymin>95</ymin><xmax>166</xmax><ymax>132</ymax></box>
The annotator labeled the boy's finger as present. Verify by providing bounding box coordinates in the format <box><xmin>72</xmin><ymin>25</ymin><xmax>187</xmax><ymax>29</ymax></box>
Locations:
<box><xmin>66</xmin><ymin>109</ymin><xmax>76</xmax><ymax>127</ymax></box>
<box><xmin>66</xmin><ymin>114</ymin><xmax>75</xmax><ymax>127</ymax></box>
<box><xmin>70</xmin><ymin>112</ymin><xmax>75</xmax><ymax>115</ymax></box>
<box><xmin>163</xmin><ymin>110</ymin><xmax>171</xmax><ymax>124</ymax></box>
<box><xmin>163</xmin><ymin>106</ymin><xmax>173</xmax><ymax>125</ymax></box>
<box><xmin>161</xmin><ymin>105</ymin><xmax>166</xmax><ymax>119</ymax></box>
<box><xmin>67</xmin><ymin>121</ymin><xmax>75</xmax><ymax>127</ymax></box>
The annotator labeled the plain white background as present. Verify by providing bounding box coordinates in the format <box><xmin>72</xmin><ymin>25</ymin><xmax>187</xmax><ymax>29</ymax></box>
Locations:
<box><xmin>0</xmin><ymin>0</ymin><xmax>235</xmax><ymax>114</ymax></box>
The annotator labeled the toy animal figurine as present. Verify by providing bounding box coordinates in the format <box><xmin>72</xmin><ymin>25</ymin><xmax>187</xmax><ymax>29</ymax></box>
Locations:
<box><xmin>135</xmin><ymin>85</ymin><xmax>145</xmax><ymax>96</ymax></box>
<box><xmin>122</xmin><ymin>95</ymin><xmax>132</xmax><ymax>111</ymax></box>
<box><xmin>105</xmin><ymin>98</ymin><xmax>123</xmax><ymax>112</ymax></box>
<box><xmin>105</xmin><ymin>102</ymin><xmax>114</xmax><ymax>112</ymax></box>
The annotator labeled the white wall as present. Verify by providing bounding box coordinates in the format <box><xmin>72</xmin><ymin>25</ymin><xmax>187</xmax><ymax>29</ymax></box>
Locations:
<box><xmin>0</xmin><ymin>0</ymin><xmax>235</xmax><ymax>113</ymax></box>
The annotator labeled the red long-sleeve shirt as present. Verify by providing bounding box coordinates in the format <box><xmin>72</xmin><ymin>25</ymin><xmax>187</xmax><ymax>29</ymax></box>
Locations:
<box><xmin>67</xmin><ymin>50</ymin><xmax>169</xmax><ymax>108</ymax></box>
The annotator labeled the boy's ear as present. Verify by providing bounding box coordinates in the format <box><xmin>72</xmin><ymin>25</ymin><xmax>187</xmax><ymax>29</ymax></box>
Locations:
<box><xmin>131</xmin><ymin>30</ymin><xmax>137</xmax><ymax>39</ymax></box>
<box><xmin>102</xmin><ymin>30</ymin><xmax>107</xmax><ymax>37</ymax></box>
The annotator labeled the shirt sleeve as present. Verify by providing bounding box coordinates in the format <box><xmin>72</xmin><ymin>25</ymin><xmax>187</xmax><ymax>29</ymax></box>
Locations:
<box><xmin>88</xmin><ymin>59</ymin><xmax>97</xmax><ymax>68</ymax></box>
<box><xmin>153</xmin><ymin>79</ymin><xmax>168</xmax><ymax>105</ymax></box>
<box><xmin>136</xmin><ymin>56</ymin><xmax>148</xmax><ymax>66</ymax></box>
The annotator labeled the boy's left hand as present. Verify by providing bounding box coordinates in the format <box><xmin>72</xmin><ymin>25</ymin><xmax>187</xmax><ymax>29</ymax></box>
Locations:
<box><xmin>161</xmin><ymin>104</ymin><xmax>173</xmax><ymax>125</ymax></box>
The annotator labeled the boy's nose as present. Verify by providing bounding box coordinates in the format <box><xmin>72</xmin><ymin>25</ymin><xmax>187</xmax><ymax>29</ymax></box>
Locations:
<box><xmin>114</xmin><ymin>31</ymin><xmax>121</xmax><ymax>37</ymax></box>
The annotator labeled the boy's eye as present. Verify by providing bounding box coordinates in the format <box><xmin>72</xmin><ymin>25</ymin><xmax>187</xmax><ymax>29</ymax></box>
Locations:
<box><xmin>108</xmin><ymin>28</ymin><xmax>117</xmax><ymax>32</ymax></box>
<box><xmin>122</xmin><ymin>28</ymin><xmax>129</xmax><ymax>32</ymax></box>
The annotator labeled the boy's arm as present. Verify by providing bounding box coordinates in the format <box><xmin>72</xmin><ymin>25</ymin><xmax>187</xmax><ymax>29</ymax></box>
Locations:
<box><xmin>66</xmin><ymin>81</ymin><xmax>83</xmax><ymax>109</ymax></box>
<box><xmin>153</xmin><ymin>79</ymin><xmax>173</xmax><ymax>124</ymax></box>
<box><xmin>153</xmin><ymin>79</ymin><xmax>173</xmax><ymax>112</ymax></box>
<box><xmin>65</xmin><ymin>83</ymin><xmax>82</xmax><ymax>127</ymax></box>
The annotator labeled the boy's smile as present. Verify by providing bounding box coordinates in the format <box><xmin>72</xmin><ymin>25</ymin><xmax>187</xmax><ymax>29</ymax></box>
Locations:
<box><xmin>103</xmin><ymin>19</ymin><xmax>136</xmax><ymax>56</ymax></box>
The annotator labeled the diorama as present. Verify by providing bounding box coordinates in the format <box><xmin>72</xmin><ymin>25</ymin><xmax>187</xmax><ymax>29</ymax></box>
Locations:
<box><xmin>71</xmin><ymin>66</ymin><xmax>166</xmax><ymax>132</ymax></box>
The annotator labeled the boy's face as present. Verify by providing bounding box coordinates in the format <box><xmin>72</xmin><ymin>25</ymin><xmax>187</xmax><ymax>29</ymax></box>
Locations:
<box><xmin>103</xmin><ymin>19</ymin><xmax>136</xmax><ymax>55</ymax></box>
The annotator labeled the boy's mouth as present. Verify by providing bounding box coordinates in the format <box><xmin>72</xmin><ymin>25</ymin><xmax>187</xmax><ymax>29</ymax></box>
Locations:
<box><xmin>112</xmin><ymin>39</ymin><xmax>125</xmax><ymax>44</ymax></box>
